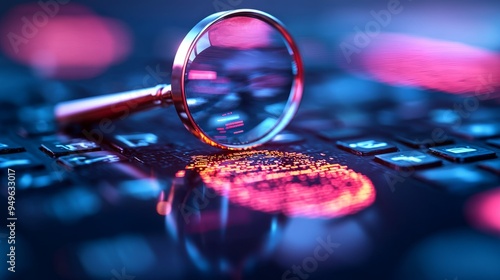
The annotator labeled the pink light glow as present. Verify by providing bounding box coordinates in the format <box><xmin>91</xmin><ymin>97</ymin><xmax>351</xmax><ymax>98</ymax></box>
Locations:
<box><xmin>343</xmin><ymin>33</ymin><xmax>500</xmax><ymax>96</ymax></box>
<box><xmin>466</xmin><ymin>187</ymin><xmax>500</xmax><ymax>236</ymax></box>
<box><xmin>188</xmin><ymin>70</ymin><xmax>217</xmax><ymax>80</ymax></box>
<box><xmin>0</xmin><ymin>4</ymin><xmax>131</xmax><ymax>79</ymax></box>
<box><xmin>208</xmin><ymin>16</ymin><xmax>273</xmax><ymax>49</ymax></box>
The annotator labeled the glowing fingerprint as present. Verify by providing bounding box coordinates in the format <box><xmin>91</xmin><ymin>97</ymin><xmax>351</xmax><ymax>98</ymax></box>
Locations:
<box><xmin>184</xmin><ymin>150</ymin><xmax>376</xmax><ymax>219</ymax></box>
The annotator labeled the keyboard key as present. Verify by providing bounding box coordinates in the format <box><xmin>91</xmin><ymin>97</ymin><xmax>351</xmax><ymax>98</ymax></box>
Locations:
<box><xmin>375</xmin><ymin>151</ymin><xmax>442</xmax><ymax>171</ymax></box>
<box><xmin>316</xmin><ymin>128</ymin><xmax>364</xmax><ymax>141</ymax></box>
<box><xmin>40</xmin><ymin>139</ymin><xmax>101</xmax><ymax>157</ymax></box>
<box><xmin>111</xmin><ymin>133</ymin><xmax>161</xmax><ymax>153</ymax></box>
<box><xmin>337</xmin><ymin>138</ymin><xmax>398</xmax><ymax>156</ymax></box>
<box><xmin>415</xmin><ymin>166</ymin><xmax>499</xmax><ymax>192</ymax></box>
<box><xmin>114</xmin><ymin>133</ymin><xmax>158</xmax><ymax>148</ymax></box>
<box><xmin>396</xmin><ymin>133</ymin><xmax>454</xmax><ymax>148</ymax></box>
<box><xmin>0</xmin><ymin>138</ymin><xmax>25</xmax><ymax>154</ymax></box>
<box><xmin>17</xmin><ymin>171</ymin><xmax>69</xmax><ymax>190</ymax></box>
<box><xmin>0</xmin><ymin>153</ymin><xmax>44</xmax><ymax>170</ymax></box>
<box><xmin>429</xmin><ymin>109</ymin><xmax>461</xmax><ymax>126</ymax></box>
<box><xmin>57</xmin><ymin>151</ymin><xmax>127</xmax><ymax>169</ymax></box>
<box><xmin>452</xmin><ymin>123</ymin><xmax>500</xmax><ymax>140</ymax></box>
<box><xmin>17</xmin><ymin>121</ymin><xmax>57</xmax><ymax>137</ymax></box>
<box><xmin>429</xmin><ymin>145</ymin><xmax>496</xmax><ymax>163</ymax></box>
<box><xmin>478</xmin><ymin>159</ymin><xmax>500</xmax><ymax>175</ymax></box>
<box><xmin>486</xmin><ymin>138</ymin><xmax>500</xmax><ymax>148</ymax></box>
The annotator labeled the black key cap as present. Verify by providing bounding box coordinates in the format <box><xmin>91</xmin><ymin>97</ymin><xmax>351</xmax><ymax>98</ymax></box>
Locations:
<box><xmin>40</xmin><ymin>139</ymin><xmax>101</xmax><ymax>157</ymax></box>
<box><xmin>17</xmin><ymin>121</ymin><xmax>57</xmax><ymax>137</ymax></box>
<box><xmin>58</xmin><ymin>151</ymin><xmax>127</xmax><ymax>169</ymax></box>
<box><xmin>0</xmin><ymin>138</ymin><xmax>25</xmax><ymax>154</ymax></box>
<box><xmin>452</xmin><ymin>123</ymin><xmax>500</xmax><ymax>140</ymax></box>
<box><xmin>429</xmin><ymin>145</ymin><xmax>496</xmax><ymax>163</ymax></box>
<box><xmin>396</xmin><ymin>133</ymin><xmax>454</xmax><ymax>148</ymax></box>
<box><xmin>0</xmin><ymin>153</ymin><xmax>44</xmax><ymax>170</ymax></box>
<box><xmin>316</xmin><ymin>128</ymin><xmax>363</xmax><ymax>141</ymax></box>
<box><xmin>487</xmin><ymin>138</ymin><xmax>500</xmax><ymax>148</ymax></box>
<box><xmin>375</xmin><ymin>151</ymin><xmax>442</xmax><ymax>171</ymax></box>
<box><xmin>415</xmin><ymin>166</ymin><xmax>499</xmax><ymax>192</ymax></box>
<box><xmin>337</xmin><ymin>138</ymin><xmax>398</xmax><ymax>156</ymax></box>
<box><xmin>478</xmin><ymin>159</ymin><xmax>500</xmax><ymax>175</ymax></box>
<box><xmin>112</xmin><ymin>133</ymin><xmax>159</xmax><ymax>153</ymax></box>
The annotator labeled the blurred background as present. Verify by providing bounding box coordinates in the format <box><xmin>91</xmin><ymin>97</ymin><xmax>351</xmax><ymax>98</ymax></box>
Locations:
<box><xmin>1</xmin><ymin>0</ymin><xmax>499</xmax><ymax>110</ymax></box>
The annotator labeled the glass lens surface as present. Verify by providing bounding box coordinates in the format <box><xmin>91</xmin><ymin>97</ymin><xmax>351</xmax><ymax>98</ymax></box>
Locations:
<box><xmin>184</xmin><ymin>16</ymin><xmax>296</xmax><ymax>146</ymax></box>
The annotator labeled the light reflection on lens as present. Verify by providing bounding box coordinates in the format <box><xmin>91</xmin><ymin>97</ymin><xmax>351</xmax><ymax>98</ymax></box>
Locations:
<box><xmin>184</xmin><ymin>16</ymin><xmax>295</xmax><ymax>146</ymax></box>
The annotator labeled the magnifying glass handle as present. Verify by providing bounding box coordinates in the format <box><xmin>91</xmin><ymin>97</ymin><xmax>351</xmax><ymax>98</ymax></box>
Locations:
<box><xmin>55</xmin><ymin>84</ymin><xmax>172</xmax><ymax>127</ymax></box>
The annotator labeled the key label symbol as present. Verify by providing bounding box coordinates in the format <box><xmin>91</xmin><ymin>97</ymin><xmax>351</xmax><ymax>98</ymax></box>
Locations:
<box><xmin>349</xmin><ymin>140</ymin><xmax>388</xmax><ymax>149</ymax></box>
<box><xmin>55</xmin><ymin>142</ymin><xmax>97</xmax><ymax>151</ymax></box>
<box><xmin>116</xmin><ymin>133</ymin><xmax>158</xmax><ymax>148</ymax></box>
<box><xmin>446</xmin><ymin>147</ymin><xmax>477</xmax><ymax>154</ymax></box>
<box><xmin>68</xmin><ymin>155</ymin><xmax>121</xmax><ymax>165</ymax></box>
<box><xmin>391</xmin><ymin>155</ymin><xmax>426</xmax><ymax>163</ymax></box>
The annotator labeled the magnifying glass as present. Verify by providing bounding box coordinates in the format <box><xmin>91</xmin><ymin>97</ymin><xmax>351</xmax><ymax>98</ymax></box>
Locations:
<box><xmin>55</xmin><ymin>9</ymin><xmax>303</xmax><ymax>150</ymax></box>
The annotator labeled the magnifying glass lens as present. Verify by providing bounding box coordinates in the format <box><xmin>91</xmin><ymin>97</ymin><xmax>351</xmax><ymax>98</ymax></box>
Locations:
<box><xmin>181</xmin><ymin>15</ymin><xmax>301</xmax><ymax>148</ymax></box>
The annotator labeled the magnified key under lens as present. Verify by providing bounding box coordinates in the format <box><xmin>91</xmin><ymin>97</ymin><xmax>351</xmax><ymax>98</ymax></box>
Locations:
<box><xmin>55</xmin><ymin>9</ymin><xmax>303</xmax><ymax>150</ymax></box>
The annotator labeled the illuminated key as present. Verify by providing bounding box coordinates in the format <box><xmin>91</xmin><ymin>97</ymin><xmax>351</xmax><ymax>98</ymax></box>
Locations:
<box><xmin>446</xmin><ymin>147</ymin><xmax>477</xmax><ymax>154</ymax></box>
<box><xmin>486</xmin><ymin>138</ymin><xmax>500</xmax><ymax>148</ymax></box>
<box><xmin>429</xmin><ymin>145</ymin><xmax>496</xmax><ymax>163</ymax></box>
<box><xmin>0</xmin><ymin>153</ymin><xmax>43</xmax><ymax>170</ymax></box>
<box><xmin>478</xmin><ymin>159</ymin><xmax>500</xmax><ymax>175</ymax></box>
<box><xmin>57</xmin><ymin>151</ymin><xmax>126</xmax><ymax>169</ymax></box>
<box><xmin>415</xmin><ymin>166</ymin><xmax>499</xmax><ymax>193</ymax></box>
<box><xmin>452</xmin><ymin>123</ymin><xmax>500</xmax><ymax>140</ymax></box>
<box><xmin>40</xmin><ymin>139</ymin><xmax>101</xmax><ymax>157</ymax></box>
<box><xmin>0</xmin><ymin>138</ymin><xmax>25</xmax><ymax>154</ymax></box>
<box><xmin>114</xmin><ymin>133</ymin><xmax>158</xmax><ymax>148</ymax></box>
<box><xmin>396</xmin><ymin>133</ymin><xmax>454</xmax><ymax>148</ymax></box>
<box><xmin>337</xmin><ymin>138</ymin><xmax>397</xmax><ymax>156</ymax></box>
<box><xmin>375</xmin><ymin>151</ymin><xmax>441</xmax><ymax>171</ymax></box>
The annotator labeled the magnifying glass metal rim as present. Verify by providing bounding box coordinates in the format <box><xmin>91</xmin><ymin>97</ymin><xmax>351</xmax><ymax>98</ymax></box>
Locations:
<box><xmin>171</xmin><ymin>9</ymin><xmax>304</xmax><ymax>150</ymax></box>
